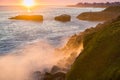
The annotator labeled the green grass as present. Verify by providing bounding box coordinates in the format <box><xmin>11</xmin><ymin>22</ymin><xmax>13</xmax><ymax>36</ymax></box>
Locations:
<box><xmin>66</xmin><ymin>16</ymin><xmax>120</xmax><ymax>80</ymax></box>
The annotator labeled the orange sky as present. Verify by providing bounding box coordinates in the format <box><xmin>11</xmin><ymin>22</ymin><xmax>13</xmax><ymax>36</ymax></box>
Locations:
<box><xmin>0</xmin><ymin>0</ymin><xmax>120</xmax><ymax>5</ymax></box>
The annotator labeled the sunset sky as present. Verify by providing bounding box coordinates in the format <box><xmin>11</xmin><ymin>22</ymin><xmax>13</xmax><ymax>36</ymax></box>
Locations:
<box><xmin>0</xmin><ymin>0</ymin><xmax>120</xmax><ymax>5</ymax></box>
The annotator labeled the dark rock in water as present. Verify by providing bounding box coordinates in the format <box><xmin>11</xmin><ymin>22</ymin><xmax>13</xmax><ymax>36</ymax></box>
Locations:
<box><xmin>43</xmin><ymin>72</ymin><xmax>53</xmax><ymax>80</ymax></box>
<box><xmin>55</xmin><ymin>14</ymin><xmax>71</xmax><ymax>22</ymax></box>
<box><xmin>52</xmin><ymin>72</ymin><xmax>66</xmax><ymax>80</ymax></box>
<box><xmin>43</xmin><ymin>71</ymin><xmax>66</xmax><ymax>80</ymax></box>
<box><xmin>50</xmin><ymin>65</ymin><xmax>62</xmax><ymax>74</ymax></box>
<box><xmin>9</xmin><ymin>15</ymin><xmax>43</xmax><ymax>22</ymax></box>
<box><xmin>32</xmin><ymin>68</ymin><xmax>66</xmax><ymax>80</ymax></box>
<box><xmin>32</xmin><ymin>71</ymin><xmax>42</xmax><ymax>80</ymax></box>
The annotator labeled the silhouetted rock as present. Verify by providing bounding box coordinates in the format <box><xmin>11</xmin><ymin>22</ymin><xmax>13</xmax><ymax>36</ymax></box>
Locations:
<box><xmin>52</xmin><ymin>72</ymin><xmax>66</xmax><ymax>80</ymax></box>
<box><xmin>55</xmin><ymin>14</ymin><xmax>71</xmax><ymax>22</ymax></box>
<box><xmin>43</xmin><ymin>71</ymin><xmax>66</xmax><ymax>80</ymax></box>
<box><xmin>32</xmin><ymin>71</ymin><xmax>42</xmax><ymax>80</ymax></box>
<box><xmin>51</xmin><ymin>65</ymin><xmax>61</xmax><ymax>74</ymax></box>
<box><xmin>9</xmin><ymin>15</ymin><xmax>43</xmax><ymax>22</ymax></box>
<box><xmin>43</xmin><ymin>72</ymin><xmax>53</xmax><ymax>80</ymax></box>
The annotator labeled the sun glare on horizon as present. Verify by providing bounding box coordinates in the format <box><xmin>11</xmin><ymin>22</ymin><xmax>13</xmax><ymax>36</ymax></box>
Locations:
<box><xmin>23</xmin><ymin>0</ymin><xmax>35</xmax><ymax>7</ymax></box>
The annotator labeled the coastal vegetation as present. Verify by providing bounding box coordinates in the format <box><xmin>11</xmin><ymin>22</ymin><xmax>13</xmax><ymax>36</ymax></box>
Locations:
<box><xmin>77</xmin><ymin>6</ymin><xmax>120</xmax><ymax>21</ymax></box>
<box><xmin>66</xmin><ymin>15</ymin><xmax>120</xmax><ymax>80</ymax></box>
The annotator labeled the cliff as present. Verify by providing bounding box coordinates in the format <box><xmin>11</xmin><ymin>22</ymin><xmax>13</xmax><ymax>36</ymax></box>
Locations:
<box><xmin>66</xmin><ymin>16</ymin><xmax>120</xmax><ymax>80</ymax></box>
<box><xmin>77</xmin><ymin>6</ymin><xmax>120</xmax><ymax>21</ymax></box>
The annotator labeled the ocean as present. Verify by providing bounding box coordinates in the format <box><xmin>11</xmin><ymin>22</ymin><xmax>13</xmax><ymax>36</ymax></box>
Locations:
<box><xmin>0</xmin><ymin>6</ymin><xmax>104</xmax><ymax>54</ymax></box>
<box><xmin>0</xmin><ymin>6</ymin><xmax>105</xmax><ymax>80</ymax></box>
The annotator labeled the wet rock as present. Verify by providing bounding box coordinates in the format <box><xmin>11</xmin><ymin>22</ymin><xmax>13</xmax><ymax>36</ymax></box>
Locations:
<box><xmin>52</xmin><ymin>72</ymin><xmax>66</xmax><ymax>80</ymax></box>
<box><xmin>43</xmin><ymin>72</ymin><xmax>53</xmax><ymax>80</ymax></box>
<box><xmin>43</xmin><ymin>71</ymin><xmax>66</xmax><ymax>80</ymax></box>
<box><xmin>9</xmin><ymin>15</ymin><xmax>43</xmax><ymax>22</ymax></box>
<box><xmin>50</xmin><ymin>65</ymin><xmax>62</xmax><ymax>74</ymax></box>
<box><xmin>55</xmin><ymin>14</ymin><xmax>71</xmax><ymax>22</ymax></box>
<box><xmin>32</xmin><ymin>71</ymin><xmax>42</xmax><ymax>80</ymax></box>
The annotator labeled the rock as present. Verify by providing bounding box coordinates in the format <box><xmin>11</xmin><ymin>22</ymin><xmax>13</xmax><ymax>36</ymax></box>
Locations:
<box><xmin>43</xmin><ymin>72</ymin><xmax>53</xmax><ymax>80</ymax></box>
<box><xmin>43</xmin><ymin>72</ymin><xmax>66</xmax><ymax>80</ymax></box>
<box><xmin>55</xmin><ymin>14</ymin><xmax>71</xmax><ymax>22</ymax></box>
<box><xmin>32</xmin><ymin>71</ymin><xmax>42</xmax><ymax>80</ymax></box>
<box><xmin>9</xmin><ymin>15</ymin><xmax>43</xmax><ymax>22</ymax></box>
<box><xmin>32</xmin><ymin>68</ymin><xmax>66</xmax><ymax>80</ymax></box>
<box><xmin>52</xmin><ymin>72</ymin><xmax>66</xmax><ymax>80</ymax></box>
<box><xmin>50</xmin><ymin>65</ymin><xmax>62</xmax><ymax>74</ymax></box>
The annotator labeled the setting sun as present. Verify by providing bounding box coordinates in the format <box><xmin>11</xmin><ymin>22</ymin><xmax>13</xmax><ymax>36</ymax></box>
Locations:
<box><xmin>23</xmin><ymin>0</ymin><xmax>35</xmax><ymax>7</ymax></box>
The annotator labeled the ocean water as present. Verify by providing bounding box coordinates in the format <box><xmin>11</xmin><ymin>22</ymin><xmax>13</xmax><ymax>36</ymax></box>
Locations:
<box><xmin>0</xmin><ymin>6</ymin><xmax>105</xmax><ymax>80</ymax></box>
<box><xmin>0</xmin><ymin>6</ymin><xmax>104</xmax><ymax>54</ymax></box>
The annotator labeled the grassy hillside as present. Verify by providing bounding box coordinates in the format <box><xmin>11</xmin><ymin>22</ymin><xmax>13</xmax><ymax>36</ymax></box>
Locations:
<box><xmin>77</xmin><ymin>6</ymin><xmax>120</xmax><ymax>21</ymax></box>
<box><xmin>103</xmin><ymin>6</ymin><xmax>120</xmax><ymax>12</ymax></box>
<box><xmin>66</xmin><ymin>16</ymin><xmax>120</xmax><ymax>80</ymax></box>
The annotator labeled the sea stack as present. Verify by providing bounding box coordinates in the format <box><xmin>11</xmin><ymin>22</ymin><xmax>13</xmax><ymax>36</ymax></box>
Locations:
<box><xmin>9</xmin><ymin>15</ymin><xmax>43</xmax><ymax>22</ymax></box>
<box><xmin>55</xmin><ymin>14</ymin><xmax>71</xmax><ymax>22</ymax></box>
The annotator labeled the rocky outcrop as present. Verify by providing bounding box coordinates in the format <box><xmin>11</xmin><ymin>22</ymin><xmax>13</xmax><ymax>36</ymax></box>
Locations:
<box><xmin>32</xmin><ymin>70</ymin><xmax>66</xmax><ymax>80</ymax></box>
<box><xmin>32</xmin><ymin>71</ymin><xmax>42</xmax><ymax>80</ymax></box>
<box><xmin>77</xmin><ymin>6</ymin><xmax>120</xmax><ymax>21</ymax></box>
<box><xmin>32</xmin><ymin>65</ymin><xmax>66</xmax><ymax>80</ymax></box>
<box><xmin>9</xmin><ymin>15</ymin><xmax>43</xmax><ymax>22</ymax></box>
<box><xmin>50</xmin><ymin>66</ymin><xmax>62</xmax><ymax>74</ymax></box>
<box><xmin>55</xmin><ymin>14</ymin><xmax>71</xmax><ymax>22</ymax></box>
<box><xmin>43</xmin><ymin>71</ymin><xmax>66</xmax><ymax>80</ymax></box>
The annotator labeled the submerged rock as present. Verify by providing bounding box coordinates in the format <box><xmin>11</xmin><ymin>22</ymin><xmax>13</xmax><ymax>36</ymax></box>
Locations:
<box><xmin>55</xmin><ymin>14</ymin><xmax>71</xmax><ymax>22</ymax></box>
<box><xmin>9</xmin><ymin>15</ymin><xmax>43</xmax><ymax>22</ymax></box>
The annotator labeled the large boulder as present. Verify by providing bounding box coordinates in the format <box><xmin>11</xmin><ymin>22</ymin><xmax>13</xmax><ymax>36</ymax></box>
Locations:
<box><xmin>55</xmin><ymin>14</ymin><xmax>71</xmax><ymax>22</ymax></box>
<box><xmin>9</xmin><ymin>15</ymin><xmax>43</xmax><ymax>22</ymax></box>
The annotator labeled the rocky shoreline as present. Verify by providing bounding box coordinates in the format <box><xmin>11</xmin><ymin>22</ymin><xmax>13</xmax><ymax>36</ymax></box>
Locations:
<box><xmin>77</xmin><ymin>6</ymin><xmax>120</xmax><ymax>21</ymax></box>
<box><xmin>30</xmin><ymin>32</ymin><xmax>83</xmax><ymax>80</ymax></box>
<box><xmin>8</xmin><ymin>6</ymin><xmax>120</xmax><ymax>80</ymax></box>
<box><xmin>36</xmin><ymin>15</ymin><xmax>120</xmax><ymax>80</ymax></box>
